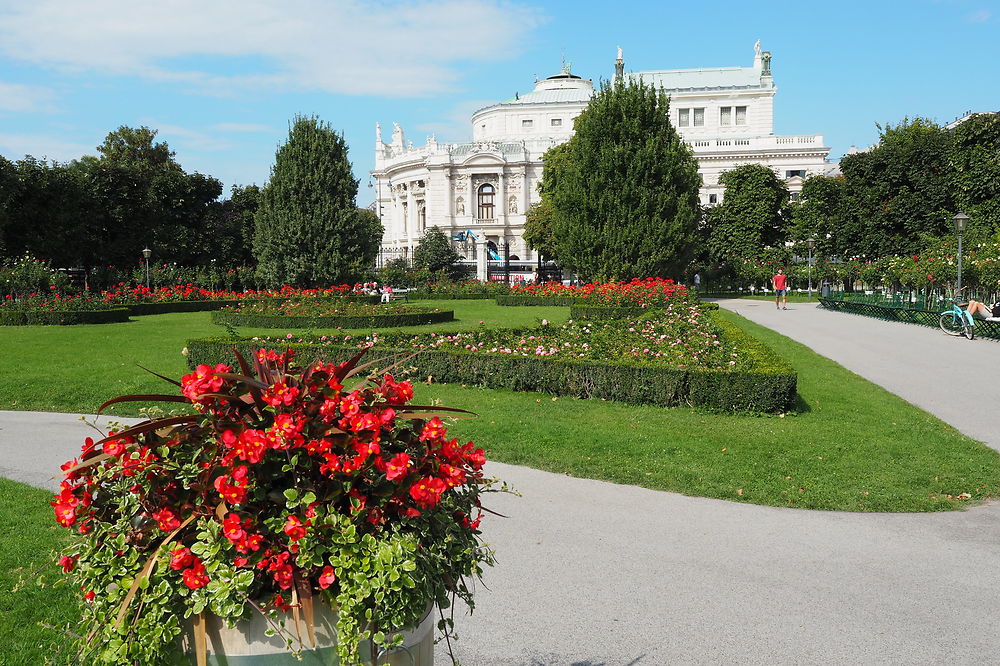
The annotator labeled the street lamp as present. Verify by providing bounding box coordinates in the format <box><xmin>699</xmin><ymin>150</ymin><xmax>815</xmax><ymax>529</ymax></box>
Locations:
<box><xmin>142</xmin><ymin>247</ymin><xmax>152</xmax><ymax>290</ymax></box>
<box><xmin>807</xmin><ymin>238</ymin><xmax>816</xmax><ymax>299</ymax></box>
<box><xmin>953</xmin><ymin>211</ymin><xmax>969</xmax><ymax>294</ymax></box>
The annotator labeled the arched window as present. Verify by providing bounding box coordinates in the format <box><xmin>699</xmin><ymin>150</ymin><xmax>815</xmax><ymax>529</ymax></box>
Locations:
<box><xmin>477</xmin><ymin>184</ymin><xmax>495</xmax><ymax>220</ymax></box>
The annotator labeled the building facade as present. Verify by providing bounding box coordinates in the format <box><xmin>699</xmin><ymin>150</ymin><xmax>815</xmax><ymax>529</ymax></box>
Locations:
<box><xmin>372</xmin><ymin>43</ymin><xmax>832</xmax><ymax>263</ymax></box>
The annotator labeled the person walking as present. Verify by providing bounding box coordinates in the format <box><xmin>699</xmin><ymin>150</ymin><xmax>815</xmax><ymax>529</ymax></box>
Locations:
<box><xmin>772</xmin><ymin>268</ymin><xmax>788</xmax><ymax>310</ymax></box>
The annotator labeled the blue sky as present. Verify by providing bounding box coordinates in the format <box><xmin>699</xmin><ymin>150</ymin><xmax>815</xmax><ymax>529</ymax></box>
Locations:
<box><xmin>0</xmin><ymin>0</ymin><xmax>997</xmax><ymax>206</ymax></box>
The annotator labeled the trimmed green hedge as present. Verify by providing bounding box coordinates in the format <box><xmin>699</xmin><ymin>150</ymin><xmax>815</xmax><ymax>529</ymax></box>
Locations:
<box><xmin>187</xmin><ymin>320</ymin><xmax>795</xmax><ymax>412</ymax></box>
<box><xmin>0</xmin><ymin>307</ymin><xmax>131</xmax><ymax>326</ymax></box>
<box><xmin>210</xmin><ymin>308</ymin><xmax>455</xmax><ymax>329</ymax></box>
<box><xmin>495</xmin><ymin>295</ymin><xmax>579</xmax><ymax>307</ymax></box>
<box><xmin>406</xmin><ymin>292</ymin><xmax>493</xmax><ymax>300</ymax></box>
<box><xmin>125</xmin><ymin>300</ymin><xmax>235</xmax><ymax>316</ymax></box>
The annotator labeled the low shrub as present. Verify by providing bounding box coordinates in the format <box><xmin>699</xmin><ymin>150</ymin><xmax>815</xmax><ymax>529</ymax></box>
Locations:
<box><xmin>211</xmin><ymin>307</ymin><xmax>455</xmax><ymax>329</ymax></box>
<box><xmin>189</xmin><ymin>310</ymin><xmax>795</xmax><ymax>412</ymax></box>
<box><xmin>0</xmin><ymin>307</ymin><xmax>130</xmax><ymax>326</ymax></box>
<box><xmin>407</xmin><ymin>292</ymin><xmax>492</xmax><ymax>300</ymax></box>
<box><xmin>495</xmin><ymin>295</ymin><xmax>579</xmax><ymax>307</ymax></box>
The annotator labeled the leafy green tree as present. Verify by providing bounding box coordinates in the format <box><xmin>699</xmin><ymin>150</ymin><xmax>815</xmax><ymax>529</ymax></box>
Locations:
<box><xmin>547</xmin><ymin>79</ymin><xmax>701</xmax><ymax>280</ymax></box>
<box><xmin>254</xmin><ymin>115</ymin><xmax>379</xmax><ymax>286</ymax></box>
<box><xmin>4</xmin><ymin>157</ymin><xmax>97</xmax><ymax>267</ymax></box>
<box><xmin>522</xmin><ymin>201</ymin><xmax>558</xmax><ymax>260</ymax></box>
<box><xmin>0</xmin><ymin>155</ymin><xmax>17</xmax><ymax>254</ymax></box>
<box><xmin>85</xmin><ymin>126</ymin><xmax>223</xmax><ymax>267</ymax></box>
<box><xmin>950</xmin><ymin>113</ymin><xmax>1000</xmax><ymax>234</ymax></box>
<box><xmin>413</xmin><ymin>225</ymin><xmax>459</xmax><ymax>274</ymax></box>
<box><xmin>216</xmin><ymin>184</ymin><xmax>262</xmax><ymax>266</ymax></box>
<box><xmin>788</xmin><ymin>175</ymin><xmax>844</xmax><ymax>260</ymax></box>
<box><xmin>705</xmin><ymin>163</ymin><xmax>790</xmax><ymax>264</ymax></box>
<box><xmin>839</xmin><ymin>118</ymin><xmax>955</xmax><ymax>258</ymax></box>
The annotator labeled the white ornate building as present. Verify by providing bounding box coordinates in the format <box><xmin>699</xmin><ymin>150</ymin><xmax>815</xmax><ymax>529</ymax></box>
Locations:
<box><xmin>373</xmin><ymin>43</ymin><xmax>832</xmax><ymax>264</ymax></box>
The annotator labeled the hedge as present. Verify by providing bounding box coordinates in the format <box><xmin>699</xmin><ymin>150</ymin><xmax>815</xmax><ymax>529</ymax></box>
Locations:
<box><xmin>405</xmin><ymin>292</ymin><xmax>493</xmax><ymax>300</ymax></box>
<box><xmin>187</xmin><ymin>322</ymin><xmax>795</xmax><ymax>413</ymax></box>
<box><xmin>0</xmin><ymin>307</ymin><xmax>131</xmax><ymax>326</ymax></box>
<box><xmin>125</xmin><ymin>300</ymin><xmax>235</xmax><ymax>316</ymax></box>
<box><xmin>495</xmin><ymin>295</ymin><xmax>579</xmax><ymax>307</ymax></box>
<box><xmin>210</xmin><ymin>308</ymin><xmax>456</xmax><ymax>329</ymax></box>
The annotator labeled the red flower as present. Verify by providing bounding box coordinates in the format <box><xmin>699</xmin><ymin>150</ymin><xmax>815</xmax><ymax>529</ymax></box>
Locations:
<box><xmin>83</xmin><ymin>589</ymin><xmax>95</xmax><ymax>602</ymax></box>
<box><xmin>419</xmin><ymin>417</ymin><xmax>447</xmax><ymax>442</ymax></box>
<box><xmin>59</xmin><ymin>555</ymin><xmax>76</xmax><ymax>573</ymax></box>
<box><xmin>102</xmin><ymin>438</ymin><xmax>127</xmax><ymax>457</ymax></box>
<box><xmin>409</xmin><ymin>476</ymin><xmax>447</xmax><ymax>508</ymax></box>
<box><xmin>263</xmin><ymin>382</ymin><xmax>300</xmax><ymax>407</ymax></box>
<box><xmin>52</xmin><ymin>502</ymin><xmax>77</xmax><ymax>527</ymax></box>
<box><xmin>385</xmin><ymin>452</ymin><xmax>410</xmax><ymax>481</ymax></box>
<box><xmin>223</xmin><ymin>513</ymin><xmax>245</xmax><ymax>542</ymax></box>
<box><xmin>283</xmin><ymin>515</ymin><xmax>308</xmax><ymax>541</ymax></box>
<box><xmin>318</xmin><ymin>565</ymin><xmax>336</xmax><ymax>589</ymax></box>
<box><xmin>182</xmin><ymin>560</ymin><xmax>210</xmax><ymax>590</ymax></box>
<box><xmin>151</xmin><ymin>507</ymin><xmax>181</xmax><ymax>532</ymax></box>
<box><xmin>170</xmin><ymin>546</ymin><xmax>195</xmax><ymax>571</ymax></box>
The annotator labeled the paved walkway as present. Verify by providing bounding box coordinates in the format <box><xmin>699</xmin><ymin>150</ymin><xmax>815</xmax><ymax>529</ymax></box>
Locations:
<box><xmin>3</xmin><ymin>302</ymin><xmax>1000</xmax><ymax>665</ymax></box>
<box><xmin>714</xmin><ymin>299</ymin><xmax>1000</xmax><ymax>452</ymax></box>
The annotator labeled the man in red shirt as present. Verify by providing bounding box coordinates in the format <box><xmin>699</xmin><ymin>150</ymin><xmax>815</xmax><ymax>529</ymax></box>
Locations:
<box><xmin>772</xmin><ymin>268</ymin><xmax>788</xmax><ymax>310</ymax></box>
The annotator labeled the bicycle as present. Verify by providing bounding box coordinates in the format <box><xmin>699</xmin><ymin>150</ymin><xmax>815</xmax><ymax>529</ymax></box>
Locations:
<box><xmin>939</xmin><ymin>297</ymin><xmax>976</xmax><ymax>340</ymax></box>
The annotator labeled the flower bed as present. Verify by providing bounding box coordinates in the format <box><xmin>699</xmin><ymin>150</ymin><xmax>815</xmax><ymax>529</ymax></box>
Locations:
<box><xmin>511</xmin><ymin>277</ymin><xmax>690</xmax><ymax>306</ymax></box>
<box><xmin>52</xmin><ymin>348</ymin><xmax>500</xmax><ymax>664</ymax></box>
<box><xmin>189</xmin><ymin>309</ymin><xmax>796</xmax><ymax>412</ymax></box>
<box><xmin>212</xmin><ymin>301</ymin><xmax>455</xmax><ymax>329</ymax></box>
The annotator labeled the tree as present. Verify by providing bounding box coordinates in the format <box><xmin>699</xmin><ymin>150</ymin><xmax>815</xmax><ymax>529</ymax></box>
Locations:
<box><xmin>788</xmin><ymin>175</ymin><xmax>844</xmax><ymax>260</ymax></box>
<box><xmin>254</xmin><ymin>115</ymin><xmax>379</xmax><ymax>286</ymax></box>
<box><xmin>413</xmin><ymin>225</ymin><xmax>459</xmax><ymax>273</ymax></box>
<box><xmin>216</xmin><ymin>184</ymin><xmax>262</xmax><ymax>266</ymax></box>
<box><xmin>0</xmin><ymin>155</ymin><xmax>17</xmax><ymax>254</ymax></box>
<box><xmin>522</xmin><ymin>201</ymin><xmax>558</xmax><ymax>260</ymax></box>
<box><xmin>546</xmin><ymin>79</ymin><xmax>701</xmax><ymax>280</ymax></box>
<box><xmin>950</xmin><ymin>113</ymin><xmax>1000</xmax><ymax>235</ymax></box>
<box><xmin>839</xmin><ymin>118</ymin><xmax>955</xmax><ymax>258</ymax></box>
<box><xmin>705</xmin><ymin>163</ymin><xmax>790</xmax><ymax>264</ymax></box>
<box><xmin>86</xmin><ymin>126</ymin><xmax>223</xmax><ymax>267</ymax></box>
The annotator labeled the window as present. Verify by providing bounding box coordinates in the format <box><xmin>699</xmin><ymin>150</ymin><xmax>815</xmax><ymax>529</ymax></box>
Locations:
<box><xmin>708</xmin><ymin>194</ymin><xmax>718</xmax><ymax>204</ymax></box>
<box><xmin>720</xmin><ymin>107</ymin><xmax>732</xmax><ymax>126</ymax></box>
<box><xmin>521</xmin><ymin>119</ymin><xmax>533</xmax><ymax>128</ymax></box>
<box><xmin>551</xmin><ymin>118</ymin><xmax>562</xmax><ymax>127</ymax></box>
<box><xmin>785</xmin><ymin>170</ymin><xmax>807</xmax><ymax>179</ymax></box>
<box><xmin>790</xmin><ymin>193</ymin><xmax>800</xmax><ymax>202</ymax></box>
<box><xmin>735</xmin><ymin>106</ymin><xmax>747</xmax><ymax>126</ymax></box>
<box><xmin>678</xmin><ymin>109</ymin><xmax>690</xmax><ymax>127</ymax></box>
<box><xmin>477</xmin><ymin>184</ymin><xmax>495</xmax><ymax>219</ymax></box>
<box><xmin>693</xmin><ymin>108</ymin><xmax>705</xmax><ymax>127</ymax></box>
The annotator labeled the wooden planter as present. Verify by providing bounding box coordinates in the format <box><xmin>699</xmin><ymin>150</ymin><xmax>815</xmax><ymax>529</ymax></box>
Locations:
<box><xmin>178</xmin><ymin>601</ymin><xmax>435</xmax><ymax>665</ymax></box>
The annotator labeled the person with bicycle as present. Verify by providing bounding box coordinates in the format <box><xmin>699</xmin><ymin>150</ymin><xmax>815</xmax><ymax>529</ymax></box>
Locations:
<box><xmin>962</xmin><ymin>299</ymin><xmax>1000</xmax><ymax>320</ymax></box>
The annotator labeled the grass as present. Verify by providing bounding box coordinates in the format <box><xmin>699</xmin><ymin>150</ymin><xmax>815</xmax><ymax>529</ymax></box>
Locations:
<box><xmin>4</xmin><ymin>299</ymin><xmax>999</xmax><ymax>662</ymax></box>
<box><xmin>0</xmin><ymin>300</ymin><xmax>567</xmax><ymax>415</ymax></box>
<box><xmin>4</xmin><ymin>299</ymin><xmax>996</xmax><ymax>512</ymax></box>
<box><xmin>701</xmin><ymin>292</ymin><xmax>819</xmax><ymax>303</ymax></box>
<box><xmin>0</xmin><ymin>478</ymin><xmax>78</xmax><ymax>665</ymax></box>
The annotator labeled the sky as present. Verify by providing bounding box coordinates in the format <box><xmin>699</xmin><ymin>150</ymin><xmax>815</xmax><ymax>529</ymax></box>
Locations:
<box><xmin>0</xmin><ymin>0</ymin><xmax>997</xmax><ymax>206</ymax></box>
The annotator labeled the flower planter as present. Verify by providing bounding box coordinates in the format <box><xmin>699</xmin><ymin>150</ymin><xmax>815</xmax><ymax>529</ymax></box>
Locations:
<box><xmin>178</xmin><ymin>602</ymin><xmax>435</xmax><ymax>665</ymax></box>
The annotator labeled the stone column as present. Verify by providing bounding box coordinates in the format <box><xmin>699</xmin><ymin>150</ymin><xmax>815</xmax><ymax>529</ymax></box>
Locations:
<box><xmin>406</xmin><ymin>184</ymin><xmax>416</xmax><ymax>256</ymax></box>
<box><xmin>476</xmin><ymin>239</ymin><xmax>488</xmax><ymax>281</ymax></box>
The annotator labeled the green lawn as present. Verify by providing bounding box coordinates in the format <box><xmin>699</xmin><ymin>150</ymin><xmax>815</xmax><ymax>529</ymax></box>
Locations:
<box><xmin>4</xmin><ymin>299</ymin><xmax>1000</xmax><ymax>662</ymax></box>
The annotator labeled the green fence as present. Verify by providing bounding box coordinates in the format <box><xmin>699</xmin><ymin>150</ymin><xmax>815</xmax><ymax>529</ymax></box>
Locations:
<box><xmin>819</xmin><ymin>298</ymin><xmax>1000</xmax><ymax>339</ymax></box>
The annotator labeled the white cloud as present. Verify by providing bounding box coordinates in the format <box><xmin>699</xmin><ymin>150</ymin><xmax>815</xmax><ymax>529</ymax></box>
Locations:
<box><xmin>0</xmin><ymin>0</ymin><xmax>543</xmax><ymax>97</ymax></box>
<box><xmin>967</xmin><ymin>9</ymin><xmax>992</xmax><ymax>22</ymax></box>
<box><xmin>0</xmin><ymin>82</ymin><xmax>57</xmax><ymax>112</ymax></box>
<box><xmin>142</xmin><ymin>122</ymin><xmax>236</xmax><ymax>152</ymax></box>
<box><xmin>0</xmin><ymin>133</ymin><xmax>94</xmax><ymax>161</ymax></box>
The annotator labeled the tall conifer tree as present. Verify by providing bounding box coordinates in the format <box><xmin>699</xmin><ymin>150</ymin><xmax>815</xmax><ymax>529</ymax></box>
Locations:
<box><xmin>254</xmin><ymin>115</ymin><xmax>379</xmax><ymax>286</ymax></box>
<box><xmin>548</xmin><ymin>79</ymin><xmax>701</xmax><ymax>280</ymax></box>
